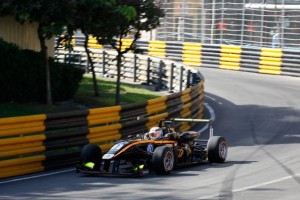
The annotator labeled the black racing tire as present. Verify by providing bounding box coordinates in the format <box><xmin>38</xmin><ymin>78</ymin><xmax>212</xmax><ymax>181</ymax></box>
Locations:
<box><xmin>207</xmin><ymin>136</ymin><xmax>228</xmax><ymax>163</ymax></box>
<box><xmin>80</xmin><ymin>144</ymin><xmax>102</xmax><ymax>171</ymax></box>
<box><xmin>152</xmin><ymin>146</ymin><xmax>174</xmax><ymax>175</ymax></box>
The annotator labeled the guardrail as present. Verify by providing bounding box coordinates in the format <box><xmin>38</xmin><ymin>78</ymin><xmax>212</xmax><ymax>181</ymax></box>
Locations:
<box><xmin>69</xmin><ymin>36</ymin><xmax>300</xmax><ymax>77</ymax></box>
<box><xmin>0</xmin><ymin>50</ymin><xmax>204</xmax><ymax>179</ymax></box>
<box><xmin>55</xmin><ymin>47</ymin><xmax>202</xmax><ymax>92</ymax></box>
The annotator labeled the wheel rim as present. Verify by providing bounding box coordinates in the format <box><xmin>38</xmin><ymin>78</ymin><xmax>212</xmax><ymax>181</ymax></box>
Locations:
<box><xmin>219</xmin><ymin>140</ymin><xmax>227</xmax><ymax>159</ymax></box>
<box><xmin>164</xmin><ymin>151</ymin><xmax>174</xmax><ymax>171</ymax></box>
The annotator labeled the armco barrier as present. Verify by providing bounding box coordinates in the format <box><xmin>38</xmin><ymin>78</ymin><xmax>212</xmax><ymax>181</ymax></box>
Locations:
<box><xmin>69</xmin><ymin>36</ymin><xmax>300</xmax><ymax>77</ymax></box>
<box><xmin>140</xmin><ymin>40</ymin><xmax>300</xmax><ymax>77</ymax></box>
<box><xmin>55</xmin><ymin>47</ymin><xmax>201</xmax><ymax>92</ymax></box>
<box><xmin>0</xmin><ymin>55</ymin><xmax>204</xmax><ymax>179</ymax></box>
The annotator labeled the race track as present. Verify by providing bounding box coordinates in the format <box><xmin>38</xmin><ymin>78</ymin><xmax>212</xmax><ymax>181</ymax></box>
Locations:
<box><xmin>1</xmin><ymin>68</ymin><xmax>299</xmax><ymax>200</ymax></box>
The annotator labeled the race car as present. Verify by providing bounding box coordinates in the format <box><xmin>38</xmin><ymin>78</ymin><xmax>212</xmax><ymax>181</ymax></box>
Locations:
<box><xmin>76</xmin><ymin>118</ymin><xmax>228</xmax><ymax>177</ymax></box>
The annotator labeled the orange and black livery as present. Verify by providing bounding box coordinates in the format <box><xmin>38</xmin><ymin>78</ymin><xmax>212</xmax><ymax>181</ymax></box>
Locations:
<box><xmin>76</xmin><ymin>118</ymin><xmax>228</xmax><ymax>177</ymax></box>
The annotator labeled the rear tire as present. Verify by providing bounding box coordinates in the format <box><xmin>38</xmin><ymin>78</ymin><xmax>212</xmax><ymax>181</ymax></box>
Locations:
<box><xmin>207</xmin><ymin>136</ymin><xmax>227</xmax><ymax>163</ymax></box>
<box><xmin>152</xmin><ymin>146</ymin><xmax>174</xmax><ymax>175</ymax></box>
<box><xmin>80</xmin><ymin>144</ymin><xmax>102</xmax><ymax>171</ymax></box>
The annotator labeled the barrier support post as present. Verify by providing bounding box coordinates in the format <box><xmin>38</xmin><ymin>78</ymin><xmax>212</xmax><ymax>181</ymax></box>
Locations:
<box><xmin>147</xmin><ymin>57</ymin><xmax>151</xmax><ymax>85</ymax></box>
<box><xmin>133</xmin><ymin>54</ymin><xmax>137</xmax><ymax>82</ymax></box>
<box><xmin>170</xmin><ymin>63</ymin><xmax>175</xmax><ymax>92</ymax></box>
<box><xmin>102</xmin><ymin>51</ymin><xmax>106</xmax><ymax>75</ymax></box>
<box><xmin>158</xmin><ymin>60</ymin><xmax>164</xmax><ymax>90</ymax></box>
<box><xmin>179</xmin><ymin>66</ymin><xmax>184</xmax><ymax>92</ymax></box>
<box><xmin>186</xmin><ymin>70</ymin><xmax>191</xmax><ymax>88</ymax></box>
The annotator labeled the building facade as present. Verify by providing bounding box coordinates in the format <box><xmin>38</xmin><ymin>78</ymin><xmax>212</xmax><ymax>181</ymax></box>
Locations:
<box><xmin>155</xmin><ymin>0</ymin><xmax>300</xmax><ymax>49</ymax></box>
<box><xmin>0</xmin><ymin>16</ymin><xmax>54</xmax><ymax>56</ymax></box>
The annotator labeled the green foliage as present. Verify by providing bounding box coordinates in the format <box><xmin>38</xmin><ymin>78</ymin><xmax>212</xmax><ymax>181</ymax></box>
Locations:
<box><xmin>50</xmin><ymin>59</ymin><xmax>85</xmax><ymax>101</ymax></box>
<box><xmin>98</xmin><ymin>0</ymin><xmax>164</xmax><ymax>105</ymax></box>
<box><xmin>0</xmin><ymin>0</ymin><xmax>164</xmax><ymax>106</ymax></box>
<box><xmin>0</xmin><ymin>0</ymin><xmax>79</xmax><ymax>105</ymax></box>
<box><xmin>118</xmin><ymin>5</ymin><xmax>137</xmax><ymax>21</ymax></box>
<box><xmin>95</xmin><ymin>0</ymin><xmax>164</xmax><ymax>50</ymax></box>
<box><xmin>74</xmin><ymin>75</ymin><xmax>160</xmax><ymax>107</ymax></box>
<box><xmin>0</xmin><ymin>0</ymin><xmax>76</xmax><ymax>39</ymax></box>
<box><xmin>0</xmin><ymin>103</ymin><xmax>76</xmax><ymax>118</ymax></box>
<box><xmin>0</xmin><ymin>39</ymin><xmax>84</xmax><ymax>103</ymax></box>
<box><xmin>0</xmin><ymin>76</ymin><xmax>161</xmax><ymax>118</ymax></box>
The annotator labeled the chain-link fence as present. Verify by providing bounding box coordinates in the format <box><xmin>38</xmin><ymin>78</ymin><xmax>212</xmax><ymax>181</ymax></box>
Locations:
<box><xmin>155</xmin><ymin>0</ymin><xmax>300</xmax><ymax>50</ymax></box>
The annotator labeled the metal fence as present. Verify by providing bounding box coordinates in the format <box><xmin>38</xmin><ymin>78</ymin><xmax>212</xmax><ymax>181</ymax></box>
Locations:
<box><xmin>55</xmin><ymin>45</ymin><xmax>203</xmax><ymax>92</ymax></box>
<box><xmin>155</xmin><ymin>0</ymin><xmax>300</xmax><ymax>50</ymax></box>
<box><xmin>0</xmin><ymin>76</ymin><xmax>205</xmax><ymax>178</ymax></box>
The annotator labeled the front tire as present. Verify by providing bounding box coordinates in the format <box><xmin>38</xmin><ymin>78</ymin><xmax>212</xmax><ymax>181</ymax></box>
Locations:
<box><xmin>207</xmin><ymin>136</ymin><xmax>227</xmax><ymax>163</ymax></box>
<box><xmin>152</xmin><ymin>146</ymin><xmax>174</xmax><ymax>175</ymax></box>
<box><xmin>79</xmin><ymin>144</ymin><xmax>102</xmax><ymax>171</ymax></box>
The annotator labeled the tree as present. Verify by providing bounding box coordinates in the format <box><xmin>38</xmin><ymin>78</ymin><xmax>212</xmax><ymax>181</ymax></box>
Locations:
<box><xmin>66</xmin><ymin>0</ymin><xmax>117</xmax><ymax>97</ymax></box>
<box><xmin>0</xmin><ymin>0</ymin><xmax>76</xmax><ymax>105</ymax></box>
<box><xmin>96</xmin><ymin>0</ymin><xmax>164</xmax><ymax>105</ymax></box>
<box><xmin>1</xmin><ymin>0</ymin><xmax>164</xmax><ymax>106</ymax></box>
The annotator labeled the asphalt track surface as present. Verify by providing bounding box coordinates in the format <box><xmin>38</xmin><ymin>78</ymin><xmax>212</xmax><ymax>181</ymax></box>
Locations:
<box><xmin>0</xmin><ymin>68</ymin><xmax>299</xmax><ymax>200</ymax></box>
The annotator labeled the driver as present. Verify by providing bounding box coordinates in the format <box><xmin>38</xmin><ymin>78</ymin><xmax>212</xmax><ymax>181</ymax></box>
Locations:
<box><xmin>144</xmin><ymin>127</ymin><xmax>163</xmax><ymax>140</ymax></box>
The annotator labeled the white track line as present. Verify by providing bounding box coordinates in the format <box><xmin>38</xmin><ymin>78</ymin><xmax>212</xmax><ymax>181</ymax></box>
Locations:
<box><xmin>198</xmin><ymin>173</ymin><xmax>300</xmax><ymax>199</ymax></box>
<box><xmin>0</xmin><ymin>169</ymin><xmax>74</xmax><ymax>184</ymax></box>
<box><xmin>1</xmin><ymin>103</ymin><xmax>216</xmax><ymax>184</ymax></box>
<box><xmin>198</xmin><ymin>103</ymin><xmax>216</xmax><ymax>134</ymax></box>
<box><xmin>205</xmin><ymin>95</ymin><xmax>223</xmax><ymax>105</ymax></box>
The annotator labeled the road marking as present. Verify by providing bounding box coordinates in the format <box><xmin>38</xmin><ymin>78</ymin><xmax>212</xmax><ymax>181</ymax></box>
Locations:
<box><xmin>205</xmin><ymin>95</ymin><xmax>216</xmax><ymax>101</ymax></box>
<box><xmin>198</xmin><ymin>172</ymin><xmax>300</xmax><ymax>199</ymax></box>
<box><xmin>205</xmin><ymin>95</ymin><xmax>223</xmax><ymax>105</ymax></box>
<box><xmin>198</xmin><ymin>103</ymin><xmax>216</xmax><ymax>134</ymax></box>
<box><xmin>0</xmin><ymin>103</ymin><xmax>214</xmax><ymax>185</ymax></box>
<box><xmin>0</xmin><ymin>169</ymin><xmax>74</xmax><ymax>184</ymax></box>
<box><xmin>284</xmin><ymin>134</ymin><xmax>300</xmax><ymax>138</ymax></box>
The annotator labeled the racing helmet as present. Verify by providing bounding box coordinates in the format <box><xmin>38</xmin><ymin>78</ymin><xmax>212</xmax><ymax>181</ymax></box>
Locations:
<box><xmin>149</xmin><ymin>127</ymin><xmax>163</xmax><ymax>139</ymax></box>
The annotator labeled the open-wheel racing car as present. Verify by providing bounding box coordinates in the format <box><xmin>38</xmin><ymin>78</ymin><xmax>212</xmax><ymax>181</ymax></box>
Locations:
<box><xmin>76</xmin><ymin>118</ymin><xmax>228</xmax><ymax>177</ymax></box>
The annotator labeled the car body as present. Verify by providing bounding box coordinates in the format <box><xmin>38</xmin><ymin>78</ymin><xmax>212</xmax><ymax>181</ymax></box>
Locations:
<box><xmin>76</xmin><ymin>118</ymin><xmax>228</xmax><ymax>177</ymax></box>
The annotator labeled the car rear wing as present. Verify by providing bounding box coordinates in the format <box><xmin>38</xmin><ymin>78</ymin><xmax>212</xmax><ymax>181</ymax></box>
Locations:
<box><xmin>170</xmin><ymin>118</ymin><xmax>214</xmax><ymax>138</ymax></box>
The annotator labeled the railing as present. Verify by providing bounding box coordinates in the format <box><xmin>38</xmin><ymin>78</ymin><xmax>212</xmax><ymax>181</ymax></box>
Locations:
<box><xmin>66</xmin><ymin>37</ymin><xmax>300</xmax><ymax>77</ymax></box>
<box><xmin>55</xmin><ymin>44</ymin><xmax>203</xmax><ymax>92</ymax></box>
<box><xmin>0</xmin><ymin>49</ymin><xmax>205</xmax><ymax>179</ymax></box>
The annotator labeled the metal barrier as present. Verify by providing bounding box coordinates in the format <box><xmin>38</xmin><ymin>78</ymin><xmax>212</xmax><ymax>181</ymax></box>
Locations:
<box><xmin>55</xmin><ymin>46</ymin><xmax>202</xmax><ymax>92</ymax></box>
<box><xmin>61</xmin><ymin>36</ymin><xmax>300</xmax><ymax>77</ymax></box>
<box><xmin>0</xmin><ymin>51</ymin><xmax>204</xmax><ymax>179</ymax></box>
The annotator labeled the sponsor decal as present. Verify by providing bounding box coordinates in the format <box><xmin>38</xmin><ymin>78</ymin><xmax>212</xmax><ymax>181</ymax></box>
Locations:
<box><xmin>102</xmin><ymin>154</ymin><xmax>114</xmax><ymax>159</ymax></box>
<box><xmin>147</xmin><ymin>143</ymin><xmax>154</xmax><ymax>153</ymax></box>
<box><xmin>84</xmin><ymin>162</ymin><xmax>95</xmax><ymax>169</ymax></box>
<box><xmin>178</xmin><ymin>149</ymin><xmax>184</xmax><ymax>158</ymax></box>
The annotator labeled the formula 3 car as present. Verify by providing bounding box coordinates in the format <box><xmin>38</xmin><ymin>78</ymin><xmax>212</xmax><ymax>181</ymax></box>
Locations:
<box><xmin>76</xmin><ymin>118</ymin><xmax>228</xmax><ymax>177</ymax></box>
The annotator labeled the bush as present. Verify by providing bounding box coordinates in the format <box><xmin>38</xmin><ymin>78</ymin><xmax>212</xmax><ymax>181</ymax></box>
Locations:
<box><xmin>50</xmin><ymin>58</ymin><xmax>85</xmax><ymax>101</ymax></box>
<box><xmin>0</xmin><ymin>38</ymin><xmax>84</xmax><ymax>103</ymax></box>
